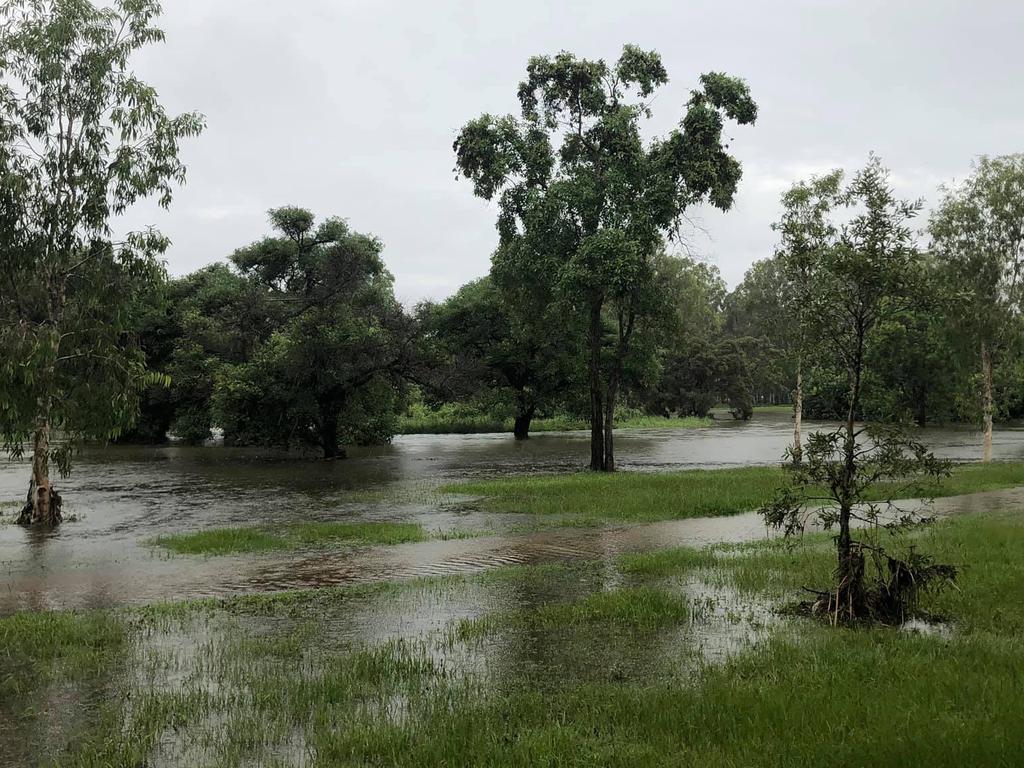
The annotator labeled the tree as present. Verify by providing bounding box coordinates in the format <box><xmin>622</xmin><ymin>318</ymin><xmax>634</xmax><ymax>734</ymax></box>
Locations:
<box><xmin>930</xmin><ymin>155</ymin><xmax>1024</xmax><ymax>461</ymax></box>
<box><xmin>762</xmin><ymin>157</ymin><xmax>955</xmax><ymax>623</ymax></box>
<box><xmin>454</xmin><ymin>46</ymin><xmax>756</xmax><ymax>471</ymax></box>
<box><xmin>212</xmin><ymin>208</ymin><xmax>413</xmax><ymax>458</ymax></box>
<box><xmin>772</xmin><ymin>171</ymin><xmax>843</xmax><ymax>462</ymax></box>
<box><xmin>0</xmin><ymin>0</ymin><xmax>203</xmax><ymax>525</ymax></box>
<box><xmin>128</xmin><ymin>264</ymin><xmax>276</xmax><ymax>444</ymax></box>
<box><xmin>421</xmin><ymin>276</ymin><xmax>580</xmax><ymax>439</ymax></box>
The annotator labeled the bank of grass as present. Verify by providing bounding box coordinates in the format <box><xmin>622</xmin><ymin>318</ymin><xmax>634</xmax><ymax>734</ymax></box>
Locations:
<box><xmin>444</xmin><ymin>461</ymin><xmax>1024</xmax><ymax>524</ymax></box>
<box><xmin>397</xmin><ymin>404</ymin><xmax>711</xmax><ymax>435</ymax></box>
<box><xmin>152</xmin><ymin>520</ymin><xmax>427</xmax><ymax>555</ymax></box>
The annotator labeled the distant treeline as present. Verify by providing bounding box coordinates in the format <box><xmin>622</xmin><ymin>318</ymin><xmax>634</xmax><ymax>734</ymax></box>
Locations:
<box><xmin>124</xmin><ymin>181</ymin><xmax>1024</xmax><ymax>456</ymax></box>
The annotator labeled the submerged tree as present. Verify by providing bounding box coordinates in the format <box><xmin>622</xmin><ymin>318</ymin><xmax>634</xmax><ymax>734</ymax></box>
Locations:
<box><xmin>930</xmin><ymin>155</ymin><xmax>1024</xmax><ymax>462</ymax></box>
<box><xmin>0</xmin><ymin>0</ymin><xmax>203</xmax><ymax>525</ymax></box>
<box><xmin>762</xmin><ymin>157</ymin><xmax>956</xmax><ymax>624</ymax></box>
<box><xmin>454</xmin><ymin>46</ymin><xmax>756</xmax><ymax>471</ymax></box>
<box><xmin>421</xmin><ymin>276</ymin><xmax>580</xmax><ymax>440</ymax></box>
<box><xmin>213</xmin><ymin>208</ymin><xmax>413</xmax><ymax>458</ymax></box>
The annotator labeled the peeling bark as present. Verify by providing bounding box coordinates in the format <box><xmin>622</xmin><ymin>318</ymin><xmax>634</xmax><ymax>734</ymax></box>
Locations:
<box><xmin>17</xmin><ymin>423</ymin><xmax>62</xmax><ymax>526</ymax></box>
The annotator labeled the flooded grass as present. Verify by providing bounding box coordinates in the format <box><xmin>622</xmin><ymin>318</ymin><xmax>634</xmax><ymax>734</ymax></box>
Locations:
<box><xmin>454</xmin><ymin>586</ymin><xmax>690</xmax><ymax>642</ymax></box>
<box><xmin>445</xmin><ymin>461</ymin><xmax>1024</xmax><ymax>523</ymax></box>
<box><xmin>152</xmin><ymin>521</ymin><xmax>428</xmax><ymax>555</ymax></box>
<box><xmin>5</xmin><ymin>509</ymin><xmax>1024</xmax><ymax>765</ymax></box>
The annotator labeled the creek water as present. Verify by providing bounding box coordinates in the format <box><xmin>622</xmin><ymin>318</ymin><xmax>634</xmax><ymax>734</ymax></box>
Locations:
<box><xmin>0</xmin><ymin>413</ymin><xmax>1020</xmax><ymax>614</ymax></box>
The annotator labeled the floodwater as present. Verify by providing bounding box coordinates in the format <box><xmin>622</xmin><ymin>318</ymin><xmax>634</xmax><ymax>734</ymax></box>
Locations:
<box><xmin>0</xmin><ymin>413</ymin><xmax>1021</xmax><ymax>614</ymax></box>
<box><xmin>2</xmin><ymin>413</ymin><xmax>1022</xmax><ymax>766</ymax></box>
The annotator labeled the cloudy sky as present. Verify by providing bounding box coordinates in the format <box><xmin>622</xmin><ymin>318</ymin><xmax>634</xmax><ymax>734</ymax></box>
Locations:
<box><xmin>121</xmin><ymin>0</ymin><xmax>1024</xmax><ymax>303</ymax></box>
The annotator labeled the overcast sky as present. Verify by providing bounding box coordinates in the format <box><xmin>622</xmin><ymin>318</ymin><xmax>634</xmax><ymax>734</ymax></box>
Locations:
<box><xmin>120</xmin><ymin>0</ymin><xmax>1024</xmax><ymax>304</ymax></box>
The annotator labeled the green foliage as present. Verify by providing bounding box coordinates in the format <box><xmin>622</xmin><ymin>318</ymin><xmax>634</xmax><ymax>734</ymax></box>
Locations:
<box><xmin>762</xmin><ymin>157</ymin><xmax>958</xmax><ymax>622</ymax></box>
<box><xmin>211</xmin><ymin>208</ymin><xmax>412</xmax><ymax>457</ymax></box>
<box><xmin>0</xmin><ymin>0</ymin><xmax>203</xmax><ymax>476</ymax></box>
<box><xmin>418</xmin><ymin>275</ymin><xmax>582</xmax><ymax>438</ymax></box>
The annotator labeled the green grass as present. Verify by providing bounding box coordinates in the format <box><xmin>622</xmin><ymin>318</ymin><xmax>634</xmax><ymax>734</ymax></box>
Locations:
<box><xmin>454</xmin><ymin>585</ymin><xmax>689</xmax><ymax>642</ymax></box>
<box><xmin>0</xmin><ymin>610</ymin><xmax>124</xmax><ymax>704</ymax></box>
<box><xmin>444</xmin><ymin>461</ymin><xmax>1024</xmax><ymax>524</ymax></box>
<box><xmin>152</xmin><ymin>520</ymin><xmax>427</xmax><ymax>555</ymax></box>
<box><xmin>397</xmin><ymin>404</ymin><xmax>711</xmax><ymax>435</ymax></box>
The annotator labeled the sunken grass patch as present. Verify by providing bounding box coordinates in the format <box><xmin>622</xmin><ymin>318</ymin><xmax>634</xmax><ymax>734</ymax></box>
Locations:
<box><xmin>443</xmin><ymin>461</ymin><xmax>1024</xmax><ymax>524</ymax></box>
<box><xmin>397</xmin><ymin>404</ymin><xmax>711</xmax><ymax>435</ymax></box>
<box><xmin>152</xmin><ymin>520</ymin><xmax>427</xmax><ymax>555</ymax></box>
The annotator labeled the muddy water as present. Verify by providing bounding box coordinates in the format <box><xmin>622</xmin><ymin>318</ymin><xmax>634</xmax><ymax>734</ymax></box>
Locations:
<box><xmin>0</xmin><ymin>414</ymin><xmax>1021</xmax><ymax>613</ymax></box>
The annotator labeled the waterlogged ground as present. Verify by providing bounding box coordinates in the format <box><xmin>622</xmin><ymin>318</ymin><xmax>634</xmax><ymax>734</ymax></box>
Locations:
<box><xmin>1</xmin><ymin>414</ymin><xmax>1021</xmax><ymax>613</ymax></box>
<box><xmin>2</xmin><ymin>415</ymin><xmax>1024</xmax><ymax>765</ymax></box>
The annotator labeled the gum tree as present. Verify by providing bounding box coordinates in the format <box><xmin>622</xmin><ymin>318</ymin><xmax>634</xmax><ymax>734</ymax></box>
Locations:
<box><xmin>762</xmin><ymin>158</ymin><xmax>954</xmax><ymax>623</ymax></box>
<box><xmin>772</xmin><ymin>171</ymin><xmax>842</xmax><ymax>462</ymax></box>
<box><xmin>0</xmin><ymin>0</ymin><xmax>203</xmax><ymax>525</ymax></box>
<box><xmin>930</xmin><ymin>155</ymin><xmax>1024</xmax><ymax>462</ymax></box>
<box><xmin>454</xmin><ymin>46</ymin><xmax>756</xmax><ymax>471</ymax></box>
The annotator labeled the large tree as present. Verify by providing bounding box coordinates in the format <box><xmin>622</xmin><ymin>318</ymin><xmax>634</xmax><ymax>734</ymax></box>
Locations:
<box><xmin>213</xmin><ymin>208</ymin><xmax>413</xmax><ymax>458</ymax></box>
<box><xmin>930</xmin><ymin>155</ymin><xmax>1024</xmax><ymax>461</ymax></box>
<box><xmin>0</xmin><ymin>0</ymin><xmax>202</xmax><ymax>525</ymax></box>
<box><xmin>454</xmin><ymin>46</ymin><xmax>756</xmax><ymax>471</ymax></box>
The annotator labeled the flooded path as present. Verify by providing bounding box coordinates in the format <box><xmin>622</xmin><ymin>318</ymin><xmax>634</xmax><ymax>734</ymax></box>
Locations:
<box><xmin>2</xmin><ymin>414</ymin><xmax>1022</xmax><ymax>614</ymax></box>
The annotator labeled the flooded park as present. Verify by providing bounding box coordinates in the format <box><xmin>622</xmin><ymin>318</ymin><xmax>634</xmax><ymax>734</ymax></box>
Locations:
<box><xmin>4</xmin><ymin>1</ymin><xmax>1024</xmax><ymax>764</ymax></box>
<box><xmin>3</xmin><ymin>414</ymin><xmax>1024</xmax><ymax>765</ymax></box>
<box><xmin>3</xmin><ymin>413</ymin><xmax>1022</xmax><ymax>612</ymax></box>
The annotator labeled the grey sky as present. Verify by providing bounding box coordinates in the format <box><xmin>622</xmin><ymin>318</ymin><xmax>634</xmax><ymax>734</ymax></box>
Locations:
<box><xmin>120</xmin><ymin>0</ymin><xmax>1024</xmax><ymax>304</ymax></box>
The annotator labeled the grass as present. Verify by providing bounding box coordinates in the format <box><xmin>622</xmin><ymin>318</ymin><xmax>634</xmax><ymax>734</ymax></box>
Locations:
<box><xmin>152</xmin><ymin>520</ymin><xmax>427</xmax><ymax>555</ymax></box>
<box><xmin>10</xmin><ymin>509</ymin><xmax>1024</xmax><ymax>766</ymax></box>
<box><xmin>443</xmin><ymin>461</ymin><xmax>1024</xmax><ymax>524</ymax></box>
<box><xmin>454</xmin><ymin>585</ymin><xmax>690</xmax><ymax>642</ymax></box>
<box><xmin>0</xmin><ymin>610</ymin><xmax>124</xmax><ymax>705</ymax></box>
<box><xmin>397</xmin><ymin>404</ymin><xmax>712</xmax><ymax>435</ymax></box>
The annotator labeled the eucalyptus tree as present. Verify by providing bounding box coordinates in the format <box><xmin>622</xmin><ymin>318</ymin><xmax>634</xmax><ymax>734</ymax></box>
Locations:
<box><xmin>930</xmin><ymin>155</ymin><xmax>1024</xmax><ymax>462</ymax></box>
<box><xmin>0</xmin><ymin>0</ymin><xmax>203</xmax><ymax>525</ymax></box>
<box><xmin>771</xmin><ymin>171</ymin><xmax>843</xmax><ymax>462</ymax></box>
<box><xmin>454</xmin><ymin>46</ymin><xmax>756</xmax><ymax>471</ymax></box>
<box><xmin>763</xmin><ymin>157</ymin><xmax>952</xmax><ymax>623</ymax></box>
<box><xmin>213</xmin><ymin>208</ymin><xmax>413</xmax><ymax>459</ymax></box>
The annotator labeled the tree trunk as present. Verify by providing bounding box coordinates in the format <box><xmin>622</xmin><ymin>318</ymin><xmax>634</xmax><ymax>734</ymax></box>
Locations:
<box><xmin>17</xmin><ymin>422</ymin><xmax>62</xmax><ymax>526</ymax></box>
<box><xmin>513</xmin><ymin>406</ymin><xmax>535</xmax><ymax>441</ymax></box>
<box><xmin>833</xmin><ymin>344</ymin><xmax>864</xmax><ymax>622</ymax></box>
<box><xmin>588</xmin><ymin>301</ymin><xmax>605</xmax><ymax>471</ymax></box>
<box><xmin>792</xmin><ymin>360</ymin><xmax>803</xmax><ymax>464</ymax></box>
<box><xmin>320</xmin><ymin>417</ymin><xmax>346</xmax><ymax>460</ymax></box>
<box><xmin>603</xmin><ymin>376</ymin><xmax>617</xmax><ymax>472</ymax></box>
<box><xmin>914</xmin><ymin>390</ymin><xmax>928</xmax><ymax>429</ymax></box>
<box><xmin>981</xmin><ymin>340</ymin><xmax>994</xmax><ymax>463</ymax></box>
